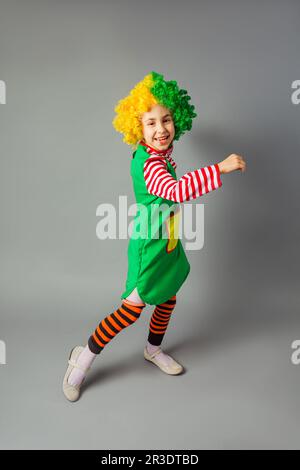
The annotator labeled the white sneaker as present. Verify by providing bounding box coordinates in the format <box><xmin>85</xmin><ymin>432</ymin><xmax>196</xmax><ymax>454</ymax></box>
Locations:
<box><xmin>143</xmin><ymin>346</ymin><xmax>183</xmax><ymax>375</ymax></box>
<box><xmin>62</xmin><ymin>346</ymin><xmax>91</xmax><ymax>402</ymax></box>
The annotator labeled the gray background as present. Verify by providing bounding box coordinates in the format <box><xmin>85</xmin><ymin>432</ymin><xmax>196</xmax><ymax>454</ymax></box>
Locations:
<box><xmin>1</xmin><ymin>0</ymin><xmax>300</xmax><ymax>450</ymax></box>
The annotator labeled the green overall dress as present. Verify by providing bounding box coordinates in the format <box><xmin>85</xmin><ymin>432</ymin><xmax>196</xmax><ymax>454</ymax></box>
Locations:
<box><xmin>120</xmin><ymin>143</ymin><xmax>190</xmax><ymax>305</ymax></box>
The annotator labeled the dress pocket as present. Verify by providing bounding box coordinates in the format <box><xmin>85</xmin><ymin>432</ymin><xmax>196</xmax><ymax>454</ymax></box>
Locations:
<box><xmin>165</xmin><ymin>206</ymin><xmax>181</xmax><ymax>253</ymax></box>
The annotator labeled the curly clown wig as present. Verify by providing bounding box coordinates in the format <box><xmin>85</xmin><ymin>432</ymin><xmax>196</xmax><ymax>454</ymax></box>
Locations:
<box><xmin>112</xmin><ymin>71</ymin><xmax>197</xmax><ymax>150</ymax></box>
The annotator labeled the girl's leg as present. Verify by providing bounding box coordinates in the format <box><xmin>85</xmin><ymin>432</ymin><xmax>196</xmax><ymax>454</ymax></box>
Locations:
<box><xmin>124</xmin><ymin>287</ymin><xmax>145</xmax><ymax>305</ymax></box>
<box><xmin>68</xmin><ymin>293</ymin><xmax>146</xmax><ymax>386</ymax></box>
<box><xmin>87</xmin><ymin>297</ymin><xmax>145</xmax><ymax>354</ymax></box>
<box><xmin>147</xmin><ymin>295</ymin><xmax>176</xmax><ymax>346</ymax></box>
<box><xmin>146</xmin><ymin>295</ymin><xmax>178</xmax><ymax>368</ymax></box>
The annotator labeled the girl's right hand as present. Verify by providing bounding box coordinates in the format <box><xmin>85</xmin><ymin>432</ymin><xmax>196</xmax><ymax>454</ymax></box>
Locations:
<box><xmin>218</xmin><ymin>154</ymin><xmax>246</xmax><ymax>174</ymax></box>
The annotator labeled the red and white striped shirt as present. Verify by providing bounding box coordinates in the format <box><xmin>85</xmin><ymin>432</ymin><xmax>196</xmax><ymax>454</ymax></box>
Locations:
<box><xmin>140</xmin><ymin>141</ymin><xmax>222</xmax><ymax>203</ymax></box>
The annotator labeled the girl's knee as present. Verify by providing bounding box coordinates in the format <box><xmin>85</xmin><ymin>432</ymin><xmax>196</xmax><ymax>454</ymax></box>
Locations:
<box><xmin>123</xmin><ymin>298</ymin><xmax>146</xmax><ymax>308</ymax></box>
<box><xmin>124</xmin><ymin>287</ymin><xmax>146</xmax><ymax>306</ymax></box>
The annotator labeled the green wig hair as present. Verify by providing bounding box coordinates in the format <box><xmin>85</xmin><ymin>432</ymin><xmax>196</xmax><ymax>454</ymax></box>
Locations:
<box><xmin>112</xmin><ymin>71</ymin><xmax>197</xmax><ymax>150</ymax></box>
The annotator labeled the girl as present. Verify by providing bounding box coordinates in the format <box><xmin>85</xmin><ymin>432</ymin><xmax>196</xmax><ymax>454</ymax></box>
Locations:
<box><xmin>62</xmin><ymin>71</ymin><xmax>246</xmax><ymax>402</ymax></box>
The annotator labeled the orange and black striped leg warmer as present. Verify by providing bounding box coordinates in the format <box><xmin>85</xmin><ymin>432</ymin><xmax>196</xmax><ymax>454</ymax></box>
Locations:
<box><xmin>88</xmin><ymin>300</ymin><xmax>146</xmax><ymax>354</ymax></box>
<box><xmin>147</xmin><ymin>295</ymin><xmax>177</xmax><ymax>346</ymax></box>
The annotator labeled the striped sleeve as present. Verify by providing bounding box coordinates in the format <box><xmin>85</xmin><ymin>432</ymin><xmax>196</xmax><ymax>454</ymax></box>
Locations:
<box><xmin>143</xmin><ymin>156</ymin><xmax>222</xmax><ymax>202</ymax></box>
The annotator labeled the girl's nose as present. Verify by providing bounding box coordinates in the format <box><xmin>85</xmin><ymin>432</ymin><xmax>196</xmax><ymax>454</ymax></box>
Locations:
<box><xmin>157</xmin><ymin>121</ymin><xmax>166</xmax><ymax>131</ymax></box>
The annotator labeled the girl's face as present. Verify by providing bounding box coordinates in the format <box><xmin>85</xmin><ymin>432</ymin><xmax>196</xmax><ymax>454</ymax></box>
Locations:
<box><xmin>140</xmin><ymin>104</ymin><xmax>175</xmax><ymax>151</ymax></box>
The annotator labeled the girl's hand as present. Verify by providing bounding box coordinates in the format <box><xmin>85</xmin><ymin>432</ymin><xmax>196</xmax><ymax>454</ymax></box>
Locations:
<box><xmin>218</xmin><ymin>154</ymin><xmax>246</xmax><ymax>174</ymax></box>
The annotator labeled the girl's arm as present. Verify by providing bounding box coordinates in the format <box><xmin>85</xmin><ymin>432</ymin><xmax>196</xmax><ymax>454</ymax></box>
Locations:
<box><xmin>143</xmin><ymin>156</ymin><xmax>222</xmax><ymax>202</ymax></box>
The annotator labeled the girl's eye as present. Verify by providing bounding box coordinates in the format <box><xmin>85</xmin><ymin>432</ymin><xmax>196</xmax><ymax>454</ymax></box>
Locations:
<box><xmin>148</xmin><ymin>120</ymin><xmax>171</xmax><ymax>126</ymax></box>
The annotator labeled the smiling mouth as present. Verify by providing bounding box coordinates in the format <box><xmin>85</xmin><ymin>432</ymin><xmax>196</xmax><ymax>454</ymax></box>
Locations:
<box><xmin>156</xmin><ymin>136</ymin><xmax>169</xmax><ymax>142</ymax></box>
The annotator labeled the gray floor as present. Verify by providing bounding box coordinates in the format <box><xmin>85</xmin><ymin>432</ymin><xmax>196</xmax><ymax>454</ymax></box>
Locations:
<box><xmin>1</xmin><ymin>279</ymin><xmax>300</xmax><ymax>450</ymax></box>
